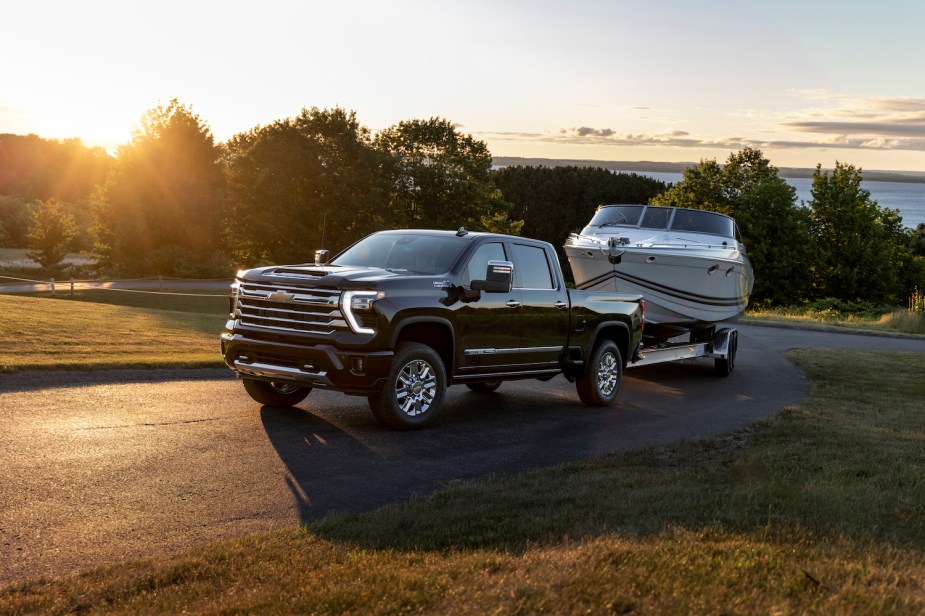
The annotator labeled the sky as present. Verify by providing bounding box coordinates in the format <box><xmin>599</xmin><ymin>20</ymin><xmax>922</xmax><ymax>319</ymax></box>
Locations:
<box><xmin>3</xmin><ymin>0</ymin><xmax>925</xmax><ymax>171</ymax></box>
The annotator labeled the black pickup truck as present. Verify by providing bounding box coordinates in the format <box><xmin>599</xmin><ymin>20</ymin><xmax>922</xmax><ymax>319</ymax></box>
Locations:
<box><xmin>221</xmin><ymin>229</ymin><xmax>644</xmax><ymax>428</ymax></box>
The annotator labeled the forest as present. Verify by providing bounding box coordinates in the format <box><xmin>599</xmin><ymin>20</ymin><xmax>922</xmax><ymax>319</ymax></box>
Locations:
<box><xmin>2</xmin><ymin>100</ymin><xmax>924</xmax><ymax>307</ymax></box>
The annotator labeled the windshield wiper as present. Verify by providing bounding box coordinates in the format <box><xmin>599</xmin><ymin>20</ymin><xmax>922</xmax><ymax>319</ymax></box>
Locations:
<box><xmin>599</xmin><ymin>213</ymin><xmax>629</xmax><ymax>227</ymax></box>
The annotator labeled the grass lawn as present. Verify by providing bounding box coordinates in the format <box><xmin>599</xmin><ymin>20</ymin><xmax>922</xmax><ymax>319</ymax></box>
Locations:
<box><xmin>746</xmin><ymin>302</ymin><xmax>925</xmax><ymax>336</ymax></box>
<box><xmin>22</xmin><ymin>288</ymin><xmax>229</xmax><ymax>314</ymax></box>
<box><xmin>2</xmin><ymin>349</ymin><xmax>924</xmax><ymax>614</ymax></box>
<box><xmin>0</xmin><ymin>293</ymin><xmax>226</xmax><ymax>372</ymax></box>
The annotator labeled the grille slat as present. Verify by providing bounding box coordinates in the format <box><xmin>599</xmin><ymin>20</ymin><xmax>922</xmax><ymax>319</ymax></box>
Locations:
<box><xmin>237</xmin><ymin>283</ymin><xmax>346</xmax><ymax>335</ymax></box>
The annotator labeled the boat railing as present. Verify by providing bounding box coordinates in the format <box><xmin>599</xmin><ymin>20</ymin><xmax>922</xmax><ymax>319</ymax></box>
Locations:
<box><xmin>567</xmin><ymin>234</ymin><xmax>739</xmax><ymax>253</ymax></box>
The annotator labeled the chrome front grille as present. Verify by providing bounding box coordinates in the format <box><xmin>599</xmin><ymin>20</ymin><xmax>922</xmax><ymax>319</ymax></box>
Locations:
<box><xmin>236</xmin><ymin>282</ymin><xmax>347</xmax><ymax>335</ymax></box>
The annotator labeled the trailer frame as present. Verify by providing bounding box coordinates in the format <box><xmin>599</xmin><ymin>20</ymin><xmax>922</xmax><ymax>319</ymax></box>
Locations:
<box><xmin>628</xmin><ymin>326</ymin><xmax>738</xmax><ymax>377</ymax></box>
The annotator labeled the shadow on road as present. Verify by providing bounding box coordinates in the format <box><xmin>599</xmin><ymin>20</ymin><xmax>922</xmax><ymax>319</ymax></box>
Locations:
<box><xmin>0</xmin><ymin>368</ymin><xmax>233</xmax><ymax>394</ymax></box>
<box><xmin>258</xmin><ymin>385</ymin><xmax>613</xmax><ymax>525</ymax></box>
<box><xmin>259</xmin><ymin>402</ymin><xmax>447</xmax><ymax>523</ymax></box>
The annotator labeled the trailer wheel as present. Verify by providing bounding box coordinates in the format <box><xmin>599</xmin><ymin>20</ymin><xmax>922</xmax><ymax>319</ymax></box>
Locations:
<box><xmin>577</xmin><ymin>340</ymin><xmax>623</xmax><ymax>406</ymax></box>
<box><xmin>242</xmin><ymin>379</ymin><xmax>311</xmax><ymax>407</ymax></box>
<box><xmin>714</xmin><ymin>329</ymin><xmax>738</xmax><ymax>377</ymax></box>
<box><xmin>368</xmin><ymin>342</ymin><xmax>446</xmax><ymax>429</ymax></box>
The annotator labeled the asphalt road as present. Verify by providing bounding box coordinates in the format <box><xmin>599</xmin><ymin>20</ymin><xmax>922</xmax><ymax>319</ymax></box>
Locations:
<box><xmin>1</xmin><ymin>324</ymin><xmax>923</xmax><ymax>585</ymax></box>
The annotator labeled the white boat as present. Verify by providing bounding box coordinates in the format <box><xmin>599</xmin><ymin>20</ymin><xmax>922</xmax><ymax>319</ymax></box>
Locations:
<box><xmin>564</xmin><ymin>204</ymin><xmax>754</xmax><ymax>341</ymax></box>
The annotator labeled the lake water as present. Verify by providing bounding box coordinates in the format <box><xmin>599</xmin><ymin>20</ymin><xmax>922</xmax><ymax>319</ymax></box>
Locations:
<box><xmin>632</xmin><ymin>171</ymin><xmax>925</xmax><ymax>229</ymax></box>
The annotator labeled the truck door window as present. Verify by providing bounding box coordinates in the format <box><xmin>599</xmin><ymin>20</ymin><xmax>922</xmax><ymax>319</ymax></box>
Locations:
<box><xmin>512</xmin><ymin>244</ymin><xmax>554</xmax><ymax>290</ymax></box>
<box><xmin>463</xmin><ymin>242</ymin><xmax>507</xmax><ymax>286</ymax></box>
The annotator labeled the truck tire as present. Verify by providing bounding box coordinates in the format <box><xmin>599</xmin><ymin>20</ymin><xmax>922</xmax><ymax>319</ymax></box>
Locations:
<box><xmin>466</xmin><ymin>380</ymin><xmax>501</xmax><ymax>393</ymax></box>
<box><xmin>368</xmin><ymin>342</ymin><xmax>446</xmax><ymax>429</ymax></box>
<box><xmin>576</xmin><ymin>340</ymin><xmax>623</xmax><ymax>406</ymax></box>
<box><xmin>242</xmin><ymin>379</ymin><xmax>311</xmax><ymax>407</ymax></box>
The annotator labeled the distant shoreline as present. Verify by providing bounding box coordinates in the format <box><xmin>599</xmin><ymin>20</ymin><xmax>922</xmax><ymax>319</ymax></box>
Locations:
<box><xmin>491</xmin><ymin>156</ymin><xmax>925</xmax><ymax>184</ymax></box>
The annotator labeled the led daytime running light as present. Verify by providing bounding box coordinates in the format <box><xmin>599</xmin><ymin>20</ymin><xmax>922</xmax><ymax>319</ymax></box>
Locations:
<box><xmin>342</xmin><ymin>290</ymin><xmax>381</xmax><ymax>334</ymax></box>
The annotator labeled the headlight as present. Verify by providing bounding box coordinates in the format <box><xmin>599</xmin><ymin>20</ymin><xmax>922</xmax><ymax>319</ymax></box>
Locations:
<box><xmin>229</xmin><ymin>281</ymin><xmax>241</xmax><ymax>316</ymax></box>
<box><xmin>342</xmin><ymin>290</ymin><xmax>384</xmax><ymax>334</ymax></box>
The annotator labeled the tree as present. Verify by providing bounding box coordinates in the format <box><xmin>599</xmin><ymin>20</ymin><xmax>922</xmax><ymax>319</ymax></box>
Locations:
<box><xmin>27</xmin><ymin>198</ymin><xmax>77</xmax><ymax>269</ymax></box>
<box><xmin>651</xmin><ymin>159</ymin><xmax>727</xmax><ymax>213</ymax></box>
<box><xmin>375</xmin><ymin>118</ymin><xmax>521</xmax><ymax>234</ymax></box>
<box><xmin>735</xmin><ymin>179</ymin><xmax>814</xmax><ymax>304</ymax></box>
<box><xmin>93</xmin><ymin>100</ymin><xmax>226</xmax><ymax>276</ymax></box>
<box><xmin>492</xmin><ymin>165</ymin><xmax>666</xmax><ymax>271</ymax></box>
<box><xmin>809</xmin><ymin>162</ymin><xmax>912</xmax><ymax>303</ymax></box>
<box><xmin>910</xmin><ymin>223</ymin><xmax>925</xmax><ymax>258</ymax></box>
<box><xmin>222</xmin><ymin>107</ymin><xmax>391</xmax><ymax>265</ymax></box>
<box><xmin>0</xmin><ymin>134</ymin><xmax>110</xmax><ymax>202</ymax></box>
<box><xmin>0</xmin><ymin>195</ymin><xmax>33</xmax><ymax>248</ymax></box>
<box><xmin>651</xmin><ymin>147</ymin><xmax>815</xmax><ymax>304</ymax></box>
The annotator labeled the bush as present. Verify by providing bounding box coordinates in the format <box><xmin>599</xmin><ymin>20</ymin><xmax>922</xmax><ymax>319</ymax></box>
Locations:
<box><xmin>800</xmin><ymin>298</ymin><xmax>894</xmax><ymax>321</ymax></box>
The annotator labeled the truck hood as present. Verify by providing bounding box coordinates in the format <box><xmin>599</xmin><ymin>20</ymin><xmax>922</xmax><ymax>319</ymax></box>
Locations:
<box><xmin>240</xmin><ymin>263</ymin><xmax>421</xmax><ymax>288</ymax></box>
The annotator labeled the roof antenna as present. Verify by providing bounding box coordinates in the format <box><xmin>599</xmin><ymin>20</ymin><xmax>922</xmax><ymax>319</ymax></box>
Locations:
<box><xmin>456</xmin><ymin>227</ymin><xmax>468</xmax><ymax>237</ymax></box>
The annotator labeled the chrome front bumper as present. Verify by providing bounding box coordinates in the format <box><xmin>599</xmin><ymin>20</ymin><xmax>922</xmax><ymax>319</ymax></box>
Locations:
<box><xmin>232</xmin><ymin>358</ymin><xmax>333</xmax><ymax>387</ymax></box>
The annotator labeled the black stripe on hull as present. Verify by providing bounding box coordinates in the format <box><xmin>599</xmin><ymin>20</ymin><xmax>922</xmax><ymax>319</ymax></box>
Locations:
<box><xmin>576</xmin><ymin>270</ymin><xmax>746</xmax><ymax>308</ymax></box>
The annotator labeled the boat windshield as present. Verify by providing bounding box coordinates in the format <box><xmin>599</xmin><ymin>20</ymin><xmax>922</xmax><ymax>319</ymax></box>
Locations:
<box><xmin>588</xmin><ymin>205</ymin><xmax>644</xmax><ymax>227</ymax></box>
<box><xmin>332</xmin><ymin>233</ymin><xmax>467</xmax><ymax>274</ymax></box>
<box><xmin>640</xmin><ymin>207</ymin><xmax>672</xmax><ymax>229</ymax></box>
<box><xmin>669</xmin><ymin>209</ymin><xmax>736</xmax><ymax>237</ymax></box>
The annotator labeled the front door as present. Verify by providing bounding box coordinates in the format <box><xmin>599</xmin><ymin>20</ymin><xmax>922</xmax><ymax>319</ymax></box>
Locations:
<box><xmin>455</xmin><ymin>241</ymin><xmax>523</xmax><ymax>374</ymax></box>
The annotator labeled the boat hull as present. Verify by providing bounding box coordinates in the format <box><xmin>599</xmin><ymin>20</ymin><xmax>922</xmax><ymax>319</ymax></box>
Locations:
<box><xmin>565</xmin><ymin>242</ymin><xmax>753</xmax><ymax>339</ymax></box>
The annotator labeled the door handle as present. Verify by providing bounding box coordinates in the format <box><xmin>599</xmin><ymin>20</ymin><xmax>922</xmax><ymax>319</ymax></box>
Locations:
<box><xmin>554</xmin><ymin>300</ymin><xmax>567</xmax><ymax>309</ymax></box>
<box><xmin>506</xmin><ymin>299</ymin><xmax>521</xmax><ymax>308</ymax></box>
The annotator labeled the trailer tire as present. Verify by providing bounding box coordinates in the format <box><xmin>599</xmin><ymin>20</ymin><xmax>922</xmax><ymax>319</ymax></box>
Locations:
<box><xmin>714</xmin><ymin>329</ymin><xmax>738</xmax><ymax>377</ymax></box>
<box><xmin>577</xmin><ymin>340</ymin><xmax>623</xmax><ymax>406</ymax></box>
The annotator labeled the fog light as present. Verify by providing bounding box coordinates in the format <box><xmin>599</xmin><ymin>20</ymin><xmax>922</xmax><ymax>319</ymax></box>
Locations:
<box><xmin>351</xmin><ymin>356</ymin><xmax>365</xmax><ymax>373</ymax></box>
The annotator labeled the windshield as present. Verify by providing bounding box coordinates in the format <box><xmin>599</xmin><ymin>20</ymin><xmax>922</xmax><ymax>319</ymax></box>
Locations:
<box><xmin>331</xmin><ymin>233</ymin><xmax>467</xmax><ymax>274</ymax></box>
<box><xmin>588</xmin><ymin>205</ymin><xmax>644</xmax><ymax>227</ymax></box>
<box><xmin>669</xmin><ymin>209</ymin><xmax>736</xmax><ymax>237</ymax></box>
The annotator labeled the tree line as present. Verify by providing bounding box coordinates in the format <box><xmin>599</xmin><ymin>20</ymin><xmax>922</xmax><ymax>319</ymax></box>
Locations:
<box><xmin>2</xmin><ymin>101</ymin><xmax>924</xmax><ymax>306</ymax></box>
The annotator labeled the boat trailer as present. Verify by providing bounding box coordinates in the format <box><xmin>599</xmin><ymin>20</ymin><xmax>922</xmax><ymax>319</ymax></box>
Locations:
<box><xmin>627</xmin><ymin>327</ymin><xmax>739</xmax><ymax>377</ymax></box>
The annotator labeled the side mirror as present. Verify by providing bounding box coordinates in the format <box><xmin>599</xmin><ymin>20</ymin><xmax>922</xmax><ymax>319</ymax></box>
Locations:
<box><xmin>314</xmin><ymin>249</ymin><xmax>329</xmax><ymax>265</ymax></box>
<box><xmin>471</xmin><ymin>260</ymin><xmax>513</xmax><ymax>293</ymax></box>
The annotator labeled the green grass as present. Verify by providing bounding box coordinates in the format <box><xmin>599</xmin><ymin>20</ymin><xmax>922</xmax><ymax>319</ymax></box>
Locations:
<box><xmin>3</xmin><ymin>349</ymin><xmax>924</xmax><ymax>614</ymax></box>
<box><xmin>0</xmin><ymin>294</ymin><xmax>226</xmax><ymax>372</ymax></box>
<box><xmin>22</xmin><ymin>288</ymin><xmax>229</xmax><ymax>314</ymax></box>
<box><xmin>746</xmin><ymin>301</ymin><xmax>925</xmax><ymax>336</ymax></box>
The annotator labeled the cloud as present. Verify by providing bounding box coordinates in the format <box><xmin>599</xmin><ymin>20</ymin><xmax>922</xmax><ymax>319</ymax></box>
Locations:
<box><xmin>786</xmin><ymin>120</ymin><xmax>925</xmax><ymax>138</ymax></box>
<box><xmin>477</xmin><ymin>95</ymin><xmax>925</xmax><ymax>153</ymax></box>
<box><xmin>778</xmin><ymin>94</ymin><xmax>925</xmax><ymax>149</ymax></box>
<box><xmin>572</xmin><ymin>127</ymin><xmax>615</xmax><ymax>137</ymax></box>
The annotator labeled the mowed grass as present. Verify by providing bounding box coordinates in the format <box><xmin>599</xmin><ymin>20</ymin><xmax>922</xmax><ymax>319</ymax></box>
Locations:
<box><xmin>746</xmin><ymin>304</ymin><xmax>925</xmax><ymax>336</ymax></box>
<box><xmin>3</xmin><ymin>349</ymin><xmax>924</xmax><ymax>614</ymax></box>
<box><xmin>22</xmin><ymin>287</ymin><xmax>229</xmax><ymax>314</ymax></box>
<box><xmin>0</xmin><ymin>293</ymin><xmax>226</xmax><ymax>372</ymax></box>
